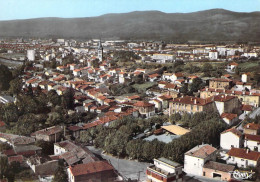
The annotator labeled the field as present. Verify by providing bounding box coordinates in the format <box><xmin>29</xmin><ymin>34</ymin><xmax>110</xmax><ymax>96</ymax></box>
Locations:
<box><xmin>132</xmin><ymin>82</ymin><xmax>156</xmax><ymax>92</ymax></box>
<box><xmin>238</xmin><ymin>61</ymin><xmax>260</xmax><ymax>72</ymax></box>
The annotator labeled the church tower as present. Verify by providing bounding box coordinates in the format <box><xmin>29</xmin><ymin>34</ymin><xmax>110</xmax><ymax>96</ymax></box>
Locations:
<box><xmin>98</xmin><ymin>40</ymin><xmax>103</xmax><ymax>62</ymax></box>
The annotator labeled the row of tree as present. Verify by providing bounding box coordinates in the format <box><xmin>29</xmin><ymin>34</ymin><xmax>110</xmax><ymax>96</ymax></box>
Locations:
<box><xmin>79</xmin><ymin>112</ymin><xmax>227</xmax><ymax>163</ymax></box>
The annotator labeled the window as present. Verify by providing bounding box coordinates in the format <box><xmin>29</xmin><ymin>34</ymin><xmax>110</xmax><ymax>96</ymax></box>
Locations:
<box><xmin>203</xmin><ymin>172</ymin><xmax>205</xmax><ymax>176</ymax></box>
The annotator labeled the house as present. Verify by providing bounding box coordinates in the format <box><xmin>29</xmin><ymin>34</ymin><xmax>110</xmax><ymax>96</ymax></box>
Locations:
<box><xmin>54</xmin><ymin>140</ymin><xmax>98</xmax><ymax>166</ymax></box>
<box><xmin>213</xmin><ymin>95</ymin><xmax>241</xmax><ymax>115</ymax></box>
<box><xmin>221</xmin><ymin>113</ymin><xmax>238</xmax><ymax>125</ymax></box>
<box><xmin>183</xmin><ymin>144</ymin><xmax>217</xmax><ymax>176</ymax></box>
<box><xmin>241</xmin><ymin>73</ymin><xmax>250</xmax><ymax>83</ymax></box>
<box><xmin>146</xmin><ymin>158</ymin><xmax>183</xmax><ymax>182</ymax></box>
<box><xmin>170</xmin><ymin>73</ymin><xmax>184</xmax><ymax>82</ymax></box>
<box><xmin>68</xmin><ymin>126</ymin><xmax>82</xmax><ymax>139</ymax></box>
<box><xmin>202</xmin><ymin>161</ymin><xmax>235</xmax><ymax>181</ymax></box>
<box><xmin>133</xmin><ymin>101</ymin><xmax>155</xmax><ymax>118</ymax></box>
<box><xmin>243</xmin><ymin>123</ymin><xmax>260</xmax><ymax>135</ymax></box>
<box><xmin>149</xmin><ymin>99</ymin><xmax>162</xmax><ymax>112</ymax></box>
<box><xmin>209</xmin><ymin>78</ymin><xmax>231</xmax><ymax>89</ymax></box>
<box><xmin>226</xmin><ymin>148</ymin><xmax>260</xmax><ymax>168</ymax></box>
<box><xmin>31</xmin><ymin>126</ymin><xmax>63</xmax><ymax>143</ymax></box>
<box><xmin>169</xmin><ymin>96</ymin><xmax>215</xmax><ymax>115</ymax></box>
<box><xmin>200</xmin><ymin>87</ymin><xmax>260</xmax><ymax>107</ymax></box>
<box><xmin>227</xmin><ymin>62</ymin><xmax>238</xmax><ymax>71</ymax></box>
<box><xmin>244</xmin><ymin>134</ymin><xmax>260</xmax><ymax>152</ymax></box>
<box><xmin>26</xmin><ymin>155</ymin><xmax>59</xmax><ymax>176</ymax></box>
<box><xmin>241</xmin><ymin>104</ymin><xmax>253</xmax><ymax>115</ymax></box>
<box><xmin>67</xmin><ymin>161</ymin><xmax>117</xmax><ymax>182</ymax></box>
<box><xmin>220</xmin><ymin>128</ymin><xmax>243</xmax><ymax>150</ymax></box>
<box><xmin>235</xmin><ymin>82</ymin><xmax>252</xmax><ymax>91</ymax></box>
<box><xmin>158</xmin><ymin>95</ymin><xmax>172</xmax><ymax>109</ymax></box>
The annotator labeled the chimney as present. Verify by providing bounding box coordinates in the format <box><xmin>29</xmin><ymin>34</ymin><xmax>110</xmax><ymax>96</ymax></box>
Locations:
<box><xmin>194</xmin><ymin>99</ymin><xmax>197</xmax><ymax>104</ymax></box>
<box><xmin>246</xmin><ymin>148</ymin><xmax>250</xmax><ymax>153</ymax></box>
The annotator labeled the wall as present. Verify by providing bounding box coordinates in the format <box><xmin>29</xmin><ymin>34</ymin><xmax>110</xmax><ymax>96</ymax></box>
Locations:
<box><xmin>202</xmin><ymin>168</ymin><xmax>232</xmax><ymax>181</ymax></box>
<box><xmin>220</xmin><ymin>132</ymin><xmax>241</xmax><ymax>150</ymax></box>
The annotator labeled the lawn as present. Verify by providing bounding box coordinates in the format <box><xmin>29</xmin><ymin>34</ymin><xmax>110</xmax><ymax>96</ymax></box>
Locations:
<box><xmin>132</xmin><ymin>82</ymin><xmax>156</xmax><ymax>92</ymax></box>
<box><xmin>238</xmin><ymin>61</ymin><xmax>260</xmax><ymax>72</ymax></box>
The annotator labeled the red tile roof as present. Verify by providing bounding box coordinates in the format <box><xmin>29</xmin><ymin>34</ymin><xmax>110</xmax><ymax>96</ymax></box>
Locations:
<box><xmin>213</xmin><ymin>95</ymin><xmax>236</xmax><ymax>102</ymax></box>
<box><xmin>8</xmin><ymin>155</ymin><xmax>24</xmax><ymax>164</ymax></box>
<box><xmin>221</xmin><ymin>113</ymin><xmax>237</xmax><ymax>120</ymax></box>
<box><xmin>133</xmin><ymin>101</ymin><xmax>154</xmax><ymax>107</ymax></box>
<box><xmin>203</xmin><ymin>161</ymin><xmax>235</xmax><ymax>173</ymax></box>
<box><xmin>69</xmin><ymin>161</ymin><xmax>114</xmax><ymax>176</ymax></box>
<box><xmin>185</xmin><ymin>144</ymin><xmax>217</xmax><ymax>159</ymax></box>
<box><xmin>227</xmin><ymin>148</ymin><xmax>260</xmax><ymax>161</ymax></box>
<box><xmin>244</xmin><ymin>123</ymin><xmax>260</xmax><ymax>130</ymax></box>
<box><xmin>172</xmin><ymin>96</ymin><xmax>213</xmax><ymax>106</ymax></box>
<box><xmin>244</xmin><ymin>134</ymin><xmax>260</xmax><ymax>142</ymax></box>
<box><xmin>211</xmin><ymin>78</ymin><xmax>231</xmax><ymax>82</ymax></box>
<box><xmin>221</xmin><ymin>128</ymin><xmax>242</xmax><ymax>137</ymax></box>
<box><xmin>241</xmin><ymin>105</ymin><xmax>253</xmax><ymax>111</ymax></box>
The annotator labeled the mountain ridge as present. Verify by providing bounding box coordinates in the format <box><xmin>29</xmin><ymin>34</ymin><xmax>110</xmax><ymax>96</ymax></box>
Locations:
<box><xmin>0</xmin><ymin>9</ymin><xmax>260</xmax><ymax>41</ymax></box>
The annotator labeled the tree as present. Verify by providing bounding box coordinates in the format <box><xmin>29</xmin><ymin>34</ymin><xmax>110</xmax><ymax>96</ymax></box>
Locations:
<box><xmin>0</xmin><ymin>103</ymin><xmax>19</xmax><ymax>123</ymax></box>
<box><xmin>8</xmin><ymin>78</ymin><xmax>23</xmax><ymax>95</ymax></box>
<box><xmin>0</xmin><ymin>155</ymin><xmax>8</xmax><ymax>179</ymax></box>
<box><xmin>170</xmin><ymin>113</ymin><xmax>182</xmax><ymax>124</ymax></box>
<box><xmin>202</xmin><ymin>63</ymin><xmax>213</xmax><ymax>72</ymax></box>
<box><xmin>61</xmin><ymin>88</ymin><xmax>74</xmax><ymax>110</ymax></box>
<box><xmin>53</xmin><ymin>160</ymin><xmax>67</xmax><ymax>182</ymax></box>
<box><xmin>179</xmin><ymin>84</ymin><xmax>188</xmax><ymax>94</ymax></box>
<box><xmin>46</xmin><ymin>112</ymin><xmax>63</xmax><ymax>126</ymax></box>
<box><xmin>0</xmin><ymin>64</ymin><xmax>13</xmax><ymax>91</ymax></box>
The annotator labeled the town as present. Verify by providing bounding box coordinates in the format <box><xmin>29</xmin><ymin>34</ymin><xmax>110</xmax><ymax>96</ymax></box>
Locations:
<box><xmin>0</xmin><ymin>37</ymin><xmax>260</xmax><ymax>182</ymax></box>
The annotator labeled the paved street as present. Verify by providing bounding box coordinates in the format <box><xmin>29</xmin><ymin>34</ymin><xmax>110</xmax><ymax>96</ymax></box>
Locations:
<box><xmin>87</xmin><ymin>146</ymin><xmax>151</xmax><ymax>181</ymax></box>
<box><xmin>249</xmin><ymin>107</ymin><xmax>260</xmax><ymax>119</ymax></box>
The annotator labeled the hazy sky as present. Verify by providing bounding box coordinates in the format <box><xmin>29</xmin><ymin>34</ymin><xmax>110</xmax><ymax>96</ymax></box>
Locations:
<box><xmin>1</xmin><ymin>0</ymin><xmax>260</xmax><ymax>20</ymax></box>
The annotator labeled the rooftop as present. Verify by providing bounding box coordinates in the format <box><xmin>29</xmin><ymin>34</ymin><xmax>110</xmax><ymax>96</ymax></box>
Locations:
<box><xmin>185</xmin><ymin>144</ymin><xmax>217</xmax><ymax>159</ymax></box>
<box><xmin>203</xmin><ymin>161</ymin><xmax>235</xmax><ymax>173</ymax></box>
<box><xmin>227</xmin><ymin>148</ymin><xmax>260</xmax><ymax>161</ymax></box>
<box><xmin>69</xmin><ymin>161</ymin><xmax>114</xmax><ymax>176</ymax></box>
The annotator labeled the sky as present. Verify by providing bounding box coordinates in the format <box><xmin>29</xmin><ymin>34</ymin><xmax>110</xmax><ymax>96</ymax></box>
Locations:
<box><xmin>0</xmin><ymin>0</ymin><xmax>260</xmax><ymax>20</ymax></box>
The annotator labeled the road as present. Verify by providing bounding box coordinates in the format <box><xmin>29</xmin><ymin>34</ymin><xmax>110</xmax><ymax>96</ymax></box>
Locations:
<box><xmin>237</xmin><ymin>107</ymin><xmax>260</xmax><ymax>130</ymax></box>
<box><xmin>249</xmin><ymin>107</ymin><xmax>260</xmax><ymax>119</ymax></box>
<box><xmin>87</xmin><ymin>146</ymin><xmax>151</xmax><ymax>181</ymax></box>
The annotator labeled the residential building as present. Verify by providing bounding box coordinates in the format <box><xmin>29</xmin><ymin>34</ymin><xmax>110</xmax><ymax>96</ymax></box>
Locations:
<box><xmin>202</xmin><ymin>161</ymin><xmax>235</xmax><ymax>181</ymax></box>
<box><xmin>244</xmin><ymin>123</ymin><xmax>260</xmax><ymax>135</ymax></box>
<box><xmin>209</xmin><ymin>78</ymin><xmax>231</xmax><ymax>89</ymax></box>
<box><xmin>184</xmin><ymin>144</ymin><xmax>217</xmax><ymax>176</ymax></box>
<box><xmin>220</xmin><ymin>128</ymin><xmax>243</xmax><ymax>150</ymax></box>
<box><xmin>67</xmin><ymin>161</ymin><xmax>116</xmax><ymax>182</ymax></box>
<box><xmin>226</xmin><ymin>148</ymin><xmax>260</xmax><ymax>168</ymax></box>
<box><xmin>200</xmin><ymin>87</ymin><xmax>260</xmax><ymax>107</ymax></box>
<box><xmin>213</xmin><ymin>95</ymin><xmax>241</xmax><ymax>115</ymax></box>
<box><xmin>221</xmin><ymin>113</ymin><xmax>238</xmax><ymax>125</ymax></box>
<box><xmin>31</xmin><ymin>126</ymin><xmax>63</xmax><ymax>143</ymax></box>
<box><xmin>244</xmin><ymin>134</ymin><xmax>260</xmax><ymax>152</ymax></box>
<box><xmin>133</xmin><ymin>101</ymin><xmax>155</xmax><ymax>118</ymax></box>
<box><xmin>169</xmin><ymin>96</ymin><xmax>215</xmax><ymax>115</ymax></box>
<box><xmin>146</xmin><ymin>158</ymin><xmax>183</xmax><ymax>182</ymax></box>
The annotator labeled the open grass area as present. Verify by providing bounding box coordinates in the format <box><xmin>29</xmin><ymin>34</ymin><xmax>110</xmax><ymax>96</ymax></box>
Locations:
<box><xmin>132</xmin><ymin>82</ymin><xmax>156</xmax><ymax>92</ymax></box>
<box><xmin>238</xmin><ymin>61</ymin><xmax>260</xmax><ymax>72</ymax></box>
